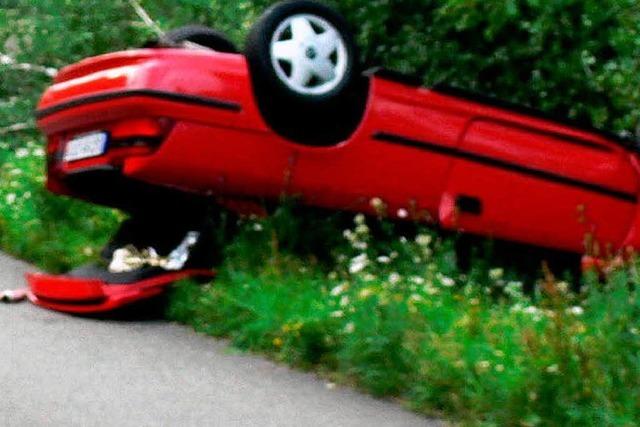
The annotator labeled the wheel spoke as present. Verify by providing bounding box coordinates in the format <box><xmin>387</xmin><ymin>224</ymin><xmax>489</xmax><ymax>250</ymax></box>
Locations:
<box><xmin>290</xmin><ymin>16</ymin><xmax>316</xmax><ymax>41</ymax></box>
<box><xmin>312</xmin><ymin>59</ymin><xmax>336</xmax><ymax>82</ymax></box>
<box><xmin>316</xmin><ymin>29</ymin><xmax>339</xmax><ymax>58</ymax></box>
<box><xmin>272</xmin><ymin>40</ymin><xmax>297</xmax><ymax>62</ymax></box>
<box><xmin>290</xmin><ymin>61</ymin><xmax>313</xmax><ymax>87</ymax></box>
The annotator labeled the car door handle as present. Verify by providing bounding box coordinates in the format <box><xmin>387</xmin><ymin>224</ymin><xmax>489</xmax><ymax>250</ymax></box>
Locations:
<box><xmin>456</xmin><ymin>195</ymin><xmax>483</xmax><ymax>215</ymax></box>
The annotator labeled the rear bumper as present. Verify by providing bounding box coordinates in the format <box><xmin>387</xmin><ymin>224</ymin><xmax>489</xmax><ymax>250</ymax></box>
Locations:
<box><xmin>37</xmin><ymin>48</ymin><xmax>256</xmax><ymax>131</ymax></box>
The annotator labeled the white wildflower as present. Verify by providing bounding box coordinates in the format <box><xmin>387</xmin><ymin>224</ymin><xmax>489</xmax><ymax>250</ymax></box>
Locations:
<box><xmin>410</xmin><ymin>276</ymin><xmax>425</xmax><ymax>285</ymax></box>
<box><xmin>567</xmin><ymin>306</ymin><xmax>584</xmax><ymax>316</ymax></box>
<box><xmin>505</xmin><ymin>281</ymin><xmax>523</xmax><ymax>297</ymax></box>
<box><xmin>509</xmin><ymin>303</ymin><xmax>522</xmax><ymax>313</ymax></box>
<box><xmin>388</xmin><ymin>272</ymin><xmax>401</xmax><ymax>284</ymax></box>
<box><xmin>354</xmin><ymin>213</ymin><xmax>366</xmax><ymax>225</ymax></box>
<box><xmin>397</xmin><ymin>208</ymin><xmax>409</xmax><ymax>218</ymax></box>
<box><xmin>344</xmin><ymin>322</ymin><xmax>355</xmax><ymax>334</ymax></box>
<box><xmin>425</xmin><ymin>285</ymin><xmax>439</xmax><ymax>296</ymax></box>
<box><xmin>330</xmin><ymin>310</ymin><xmax>344</xmax><ymax>318</ymax></box>
<box><xmin>523</xmin><ymin>306</ymin><xmax>544</xmax><ymax>322</ymax></box>
<box><xmin>415</xmin><ymin>234</ymin><xmax>432</xmax><ymax>247</ymax></box>
<box><xmin>15</xmin><ymin>148</ymin><xmax>29</xmax><ymax>158</ymax></box>
<box><xmin>495</xmin><ymin>364</ymin><xmax>505</xmax><ymax>372</ymax></box>
<box><xmin>546</xmin><ymin>364</ymin><xmax>559</xmax><ymax>374</ymax></box>
<box><xmin>369</xmin><ymin>197</ymin><xmax>384</xmax><ymax>211</ymax></box>
<box><xmin>252</xmin><ymin>222</ymin><xmax>263</xmax><ymax>231</ymax></box>
<box><xmin>330</xmin><ymin>283</ymin><xmax>348</xmax><ymax>296</ymax></box>
<box><xmin>5</xmin><ymin>193</ymin><xmax>16</xmax><ymax>204</ymax></box>
<box><xmin>439</xmin><ymin>275</ymin><xmax>455</xmax><ymax>287</ymax></box>
<box><xmin>355</xmin><ymin>224</ymin><xmax>369</xmax><ymax>235</ymax></box>
<box><xmin>339</xmin><ymin>295</ymin><xmax>350</xmax><ymax>307</ymax></box>
<box><xmin>359</xmin><ymin>288</ymin><xmax>374</xmax><ymax>298</ymax></box>
<box><xmin>409</xmin><ymin>294</ymin><xmax>423</xmax><ymax>303</ymax></box>
<box><xmin>489</xmin><ymin>268</ymin><xmax>504</xmax><ymax>280</ymax></box>
<box><xmin>556</xmin><ymin>281</ymin><xmax>569</xmax><ymax>294</ymax></box>
<box><xmin>476</xmin><ymin>360</ymin><xmax>491</xmax><ymax>372</ymax></box>
<box><xmin>377</xmin><ymin>255</ymin><xmax>391</xmax><ymax>264</ymax></box>
<box><xmin>353</xmin><ymin>241</ymin><xmax>368</xmax><ymax>250</ymax></box>
<box><xmin>349</xmin><ymin>254</ymin><xmax>369</xmax><ymax>274</ymax></box>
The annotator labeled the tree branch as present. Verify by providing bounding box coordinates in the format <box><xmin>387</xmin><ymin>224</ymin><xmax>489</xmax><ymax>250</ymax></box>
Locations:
<box><xmin>0</xmin><ymin>122</ymin><xmax>35</xmax><ymax>136</ymax></box>
<box><xmin>0</xmin><ymin>53</ymin><xmax>57</xmax><ymax>77</ymax></box>
<box><xmin>128</xmin><ymin>0</ymin><xmax>164</xmax><ymax>36</ymax></box>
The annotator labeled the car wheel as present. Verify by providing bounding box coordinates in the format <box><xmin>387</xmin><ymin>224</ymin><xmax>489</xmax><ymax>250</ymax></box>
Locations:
<box><xmin>146</xmin><ymin>25</ymin><xmax>238</xmax><ymax>53</ymax></box>
<box><xmin>246</xmin><ymin>0</ymin><xmax>368</xmax><ymax>145</ymax></box>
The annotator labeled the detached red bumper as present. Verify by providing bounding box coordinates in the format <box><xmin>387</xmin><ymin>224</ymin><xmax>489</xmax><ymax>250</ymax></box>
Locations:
<box><xmin>26</xmin><ymin>269</ymin><xmax>214</xmax><ymax>314</ymax></box>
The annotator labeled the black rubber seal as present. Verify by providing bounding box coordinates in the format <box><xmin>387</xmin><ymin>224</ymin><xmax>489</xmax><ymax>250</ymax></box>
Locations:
<box><xmin>373</xmin><ymin>132</ymin><xmax>638</xmax><ymax>203</ymax></box>
<box><xmin>35</xmin><ymin>89</ymin><xmax>242</xmax><ymax>119</ymax></box>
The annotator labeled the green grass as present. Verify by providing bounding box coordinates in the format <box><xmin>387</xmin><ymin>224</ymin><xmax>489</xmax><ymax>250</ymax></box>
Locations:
<box><xmin>0</xmin><ymin>135</ymin><xmax>120</xmax><ymax>272</ymax></box>
<box><xmin>167</xmin><ymin>208</ymin><xmax>640</xmax><ymax>426</ymax></box>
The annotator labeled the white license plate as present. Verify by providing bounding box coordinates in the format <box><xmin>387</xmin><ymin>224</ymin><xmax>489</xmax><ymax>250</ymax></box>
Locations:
<box><xmin>63</xmin><ymin>132</ymin><xmax>108</xmax><ymax>162</ymax></box>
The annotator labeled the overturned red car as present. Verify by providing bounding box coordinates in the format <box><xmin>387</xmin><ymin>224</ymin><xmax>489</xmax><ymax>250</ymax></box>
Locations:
<box><xmin>28</xmin><ymin>0</ymin><xmax>640</xmax><ymax>312</ymax></box>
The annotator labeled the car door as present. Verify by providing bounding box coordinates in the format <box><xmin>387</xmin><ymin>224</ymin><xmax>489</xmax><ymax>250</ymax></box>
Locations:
<box><xmin>441</xmin><ymin>118</ymin><xmax>638</xmax><ymax>253</ymax></box>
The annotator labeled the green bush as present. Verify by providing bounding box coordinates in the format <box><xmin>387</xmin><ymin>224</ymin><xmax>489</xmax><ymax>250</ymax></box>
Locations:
<box><xmin>339</xmin><ymin>0</ymin><xmax>640</xmax><ymax>134</ymax></box>
<box><xmin>3</xmin><ymin>0</ymin><xmax>640</xmax><ymax>134</ymax></box>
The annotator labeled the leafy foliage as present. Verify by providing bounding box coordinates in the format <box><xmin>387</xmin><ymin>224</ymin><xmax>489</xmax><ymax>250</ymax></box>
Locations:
<box><xmin>3</xmin><ymin>0</ymin><xmax>640</xmax><ymax>135</ymax></box>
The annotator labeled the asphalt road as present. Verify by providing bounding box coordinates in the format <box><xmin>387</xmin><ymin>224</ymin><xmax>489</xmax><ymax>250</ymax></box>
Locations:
<box><xmin>0</xmin><ymin>253</ymin><xmax>439</xmax><ymax>427</ymax></box>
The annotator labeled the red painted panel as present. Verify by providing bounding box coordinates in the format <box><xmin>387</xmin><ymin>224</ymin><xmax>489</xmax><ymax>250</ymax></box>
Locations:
<box><xmin>464</xmin><ymin>119</ymin><xmax>637</xmax><ymax>193</ymax></box>
<box><xmin>443</xmin><ymin>120</ymin><xmax>637</xmax><ymax>252</ymax></box>
<box><xmin>289</xmin><ymin>79</ymin><xmax>466</xmax><ymax>219</ymax></box>
<box><xmin>125</xmin><ymin>121</ymin><xmax>295</xmax><ymax>198</ymax></box>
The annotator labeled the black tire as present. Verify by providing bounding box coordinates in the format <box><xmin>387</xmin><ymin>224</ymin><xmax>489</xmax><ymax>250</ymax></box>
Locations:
<box><xmin>146</xmin><ymin>25</ymin><xmax>238</xmax><ymax>53</ymax></box>
<box><xmin>246</xmin><ymin>0</ymin><xmax>368</xmax><ymax>145</ymax></box>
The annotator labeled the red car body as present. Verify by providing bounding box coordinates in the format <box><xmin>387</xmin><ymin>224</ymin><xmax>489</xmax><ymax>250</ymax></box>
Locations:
<box><xmin>26</xmin><ymin>268</ymin><xmax>215</xmax><ymax>314</ymax></box>
<box><xmin>36</xmin><ymin>48</ymin><xmax>640</xmax><ymax>258</ymax></box>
